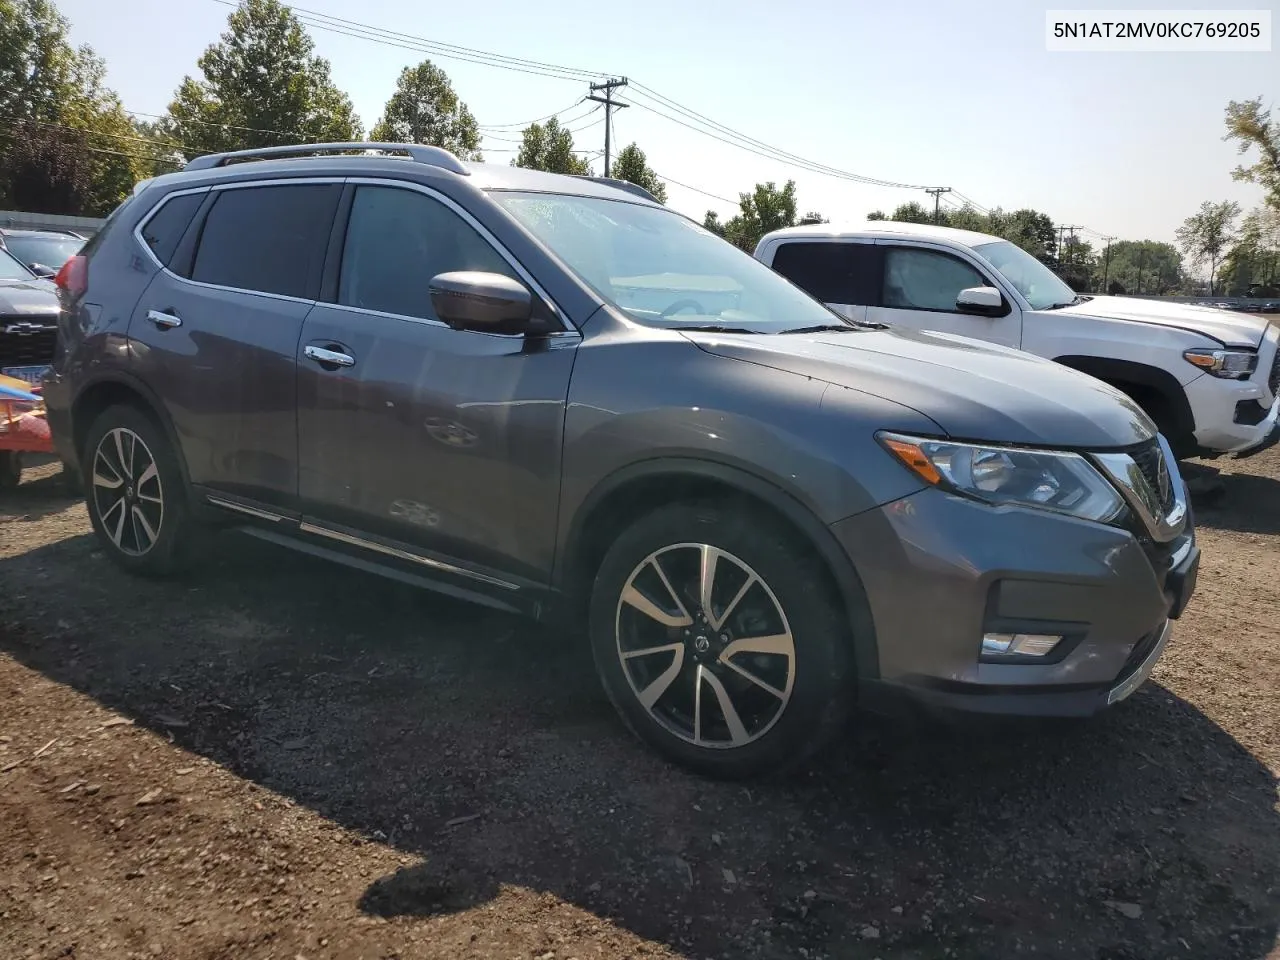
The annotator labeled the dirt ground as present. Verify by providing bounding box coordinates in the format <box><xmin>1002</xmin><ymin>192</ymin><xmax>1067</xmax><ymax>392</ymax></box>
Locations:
<box><xmin>1</xmin><ymin>449</ymin><xmax>1278</xmax><ymax>960</ymax></box>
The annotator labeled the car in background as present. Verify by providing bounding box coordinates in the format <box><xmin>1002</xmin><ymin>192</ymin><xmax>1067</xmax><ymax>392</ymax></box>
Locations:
<box><xmin>0</xmin><ymin>246</ymin><xmax>59</xmax><ymax>387</ymax></box>
<box><xmin>42</xmin><ymin>143</ymin><xmax>1197</xmax><ymax>778</ymax></box>
<box><xmin>0</xmin><ymin>228</ymin><xmax>86</xmax><ymax>279</ymax></box>
<box><xmin>755</xmin><ymin>221</ymin><xmax>1280</xmax><ymax>462</ymax></box>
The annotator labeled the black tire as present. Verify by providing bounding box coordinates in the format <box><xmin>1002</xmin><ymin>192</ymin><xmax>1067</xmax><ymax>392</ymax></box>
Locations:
<box><xmin>82</xmin><ymin>403</ymin><xmax>200</xmax><ymax>576</ymax></box>
<box><xmin>588</xmin><ymin>499</ymin><xmax>855</xmax><ymax>779</ymax></box>
<box><xmin>0</xmin><ymin>451</ymin><xmax>21</xmax><ymax>490</ymax></box>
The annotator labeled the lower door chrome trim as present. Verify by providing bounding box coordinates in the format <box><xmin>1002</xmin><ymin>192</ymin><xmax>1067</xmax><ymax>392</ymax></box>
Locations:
<box><xmin>207</xmin><ymin>496</ymin><xmax>285</xmax><ymax>523</ymax></box>
<box><xmin>298</xmin><ymin>520</ymin><xmax>518</xmax><ymax>591</ymax></box>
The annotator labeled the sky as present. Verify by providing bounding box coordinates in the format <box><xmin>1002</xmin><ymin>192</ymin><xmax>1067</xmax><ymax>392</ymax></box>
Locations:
<box><xmin>57</xmin><ymin>0</ymin><xmax>1277</xmax><ymax>246</ymax></box>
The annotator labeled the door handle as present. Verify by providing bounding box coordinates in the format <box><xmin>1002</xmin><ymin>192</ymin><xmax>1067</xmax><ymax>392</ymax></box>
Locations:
<box><xmin>146</xmin><ymin>309</ymin><xmax>182</xmax><ymax>329</ymax></box>
<box><xmin>304</xmin><ymin>344</ymin><xmax>356</xmax><ymax>367</ymax></box>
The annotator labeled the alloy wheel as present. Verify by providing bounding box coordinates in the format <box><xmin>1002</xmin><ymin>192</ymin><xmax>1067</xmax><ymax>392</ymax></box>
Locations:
<box><xmin>614</xmin><ymin>543</ymin><xmax>796</xmax><ymax>749</ymax></box>
<box><xmin>92</xmin><ymin>427</ymin><xmax>164</xmax><ymax>557</ymax></box>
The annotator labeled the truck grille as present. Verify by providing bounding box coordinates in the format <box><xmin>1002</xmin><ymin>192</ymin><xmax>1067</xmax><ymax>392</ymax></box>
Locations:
<box><xmin>0</xmin><ymin>323</ymin><xmax>56</xmax><ymax>369</ymax></box>
<box><xmin>1269</xmin><ymin>346</ymin><xmax>1280</xmax><ymax>398</ymax></box>
<box><xmin>1130</xmin><ymin>438</ymin><xmax>1175</xmax><ymax>514</ymax></box>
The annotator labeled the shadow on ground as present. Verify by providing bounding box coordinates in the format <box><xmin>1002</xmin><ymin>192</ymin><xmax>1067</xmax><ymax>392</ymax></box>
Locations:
<box><xmin>1</xmin><ymin>521</ymin><xmax>1277</xmax><ymax>959</ymax></box>
<box><xmin>1192</xmin><ymin>467</ymin><xmax>1280</xmax><ymax>537</ymax></box>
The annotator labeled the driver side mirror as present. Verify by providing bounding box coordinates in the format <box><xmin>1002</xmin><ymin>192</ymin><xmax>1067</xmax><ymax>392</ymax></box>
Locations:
<box><xmin>428</xmin><ymin>271</ymin><xmax>534</xmax><ymax>332</ymax></box>
<box><xmin>956</xmin><ymin>285</ymin><xmax>1007</xmax><ymax>317</ymax></box>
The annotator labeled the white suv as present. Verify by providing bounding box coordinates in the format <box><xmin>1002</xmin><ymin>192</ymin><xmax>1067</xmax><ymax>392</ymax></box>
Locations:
<box><xmin>755</xmin><ymin>221</ymin><xmax>1280</xmax><ymax>461</ymax></box>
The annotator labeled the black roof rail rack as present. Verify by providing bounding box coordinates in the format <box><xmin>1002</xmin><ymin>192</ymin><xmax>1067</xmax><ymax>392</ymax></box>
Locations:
<box><xmin>572</xmin><ymin>175</ymin><xmax>660</xmax><ymax>203</ymax></box>
<box><xmin>184</xmin><ymin>142</ymin><xmax>470</xmax><ymax>175</ymax></box>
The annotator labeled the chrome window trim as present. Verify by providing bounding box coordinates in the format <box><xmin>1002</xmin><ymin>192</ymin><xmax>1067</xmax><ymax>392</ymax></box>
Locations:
<box><xmin>309</xmin><ymin>300</ymin><xmax>580</xmax><ymax>341</ymax></box>
<box><xmin>298</xmin><ymin>520</ymin><xmax>519</xmax><ymax>590</ymax></box>
<box><xmin>339</xmin><ymin>176</ymin><xmax>573</xmax><ymax>333</ymax></box>
<box><xmin>1091</xmin><ymin>434</ymin><xmax>1188</xmax><ymax>544</ymax></box>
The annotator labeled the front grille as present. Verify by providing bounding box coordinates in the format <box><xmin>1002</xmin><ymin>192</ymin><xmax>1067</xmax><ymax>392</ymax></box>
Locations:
<box><xmin>1269</xmin><ymin>347</ymin><xmax>1280</xmax><ymax>398</ymax></box>
<box><xmin>0</xmin><ymin>327</ymin><xmax>56</xmax><ymax>369</ymax></box>
<box><xmin>1130</xmin><ymin>438</ymin><xmax>1175</xmax><ymax>514</ymax></box>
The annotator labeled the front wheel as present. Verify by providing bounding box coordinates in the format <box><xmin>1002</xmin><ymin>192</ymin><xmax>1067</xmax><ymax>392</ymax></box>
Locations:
<box><xmin>588</xmin><ymin>501</ymin><xmax>855</xmax><ymax>779</ymax></box>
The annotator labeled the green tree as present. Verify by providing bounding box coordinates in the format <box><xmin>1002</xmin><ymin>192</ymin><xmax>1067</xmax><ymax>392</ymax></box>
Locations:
<box><xmin>0</xmin><ymin>0</ymin><xmax>146</xmax><ymax>214</ymax></box>
<box><xmin>797</xmin><ymin>210</ymin><xmax>827</xmax><ymax>225</ymax></box>
<box><xmin>941</xmin><ymin>204</ymin><xmax>987</xmax><ymax>232</ymax></box>
<box><xmin>513</xmin><ymin>116</ymin><xmax>589</xmax><ymax>175</ymax></box>
<box><xmin>368</xmin><ymin>60</ymin><xmax>481</xmax><ymax>160</ymax></box>
<box><xmin>702</xmin><ymin>210</ymin><xmax>726</xmax><ymax>236</ymax></box>
<box><xmin>1224</xmin><ymin>97</ymin><xmax>1280</xmax><ymax>211</ymax></box>
<box><xmin>719</xmin><ymin>181</ymin><xmax>798</xmax><ymax>251</ymax></box>
<box><xmin>987</xmin><ymin>208</ymin><xmax>1057</xmax><ymax>260</ymax></box>
<box><xmin>866</xmin><ymin>210</ymin><xmax>887</xmax><ymax>221</ymax></box>
<box><xmin>607</xmin><ymin>142</ymin><xmax>666</xmax><ymax>203</ymax></box>
<box><xmin>1176</xmin><ymin>200</ymin><xmax>1240</xmax><ymax>295</ymax></box>
<box><xmin>1221</xmin><ymin>206</ymin><xmax>1280</xmax><ymax>294</ymax></box>
<box><xmin>1102</xmin><ymin>241</ymin><xmax>1183</xmax><ymax>296</ymax></box>
<box><xmin>164</xmin><ymin>0</ymin><xmax>360</xmax><ymax>160</ymax></box>
<box><xmin>888</xmin><ymin>201</ymin><xmax>932</xmax><ymax>224</ymax></box>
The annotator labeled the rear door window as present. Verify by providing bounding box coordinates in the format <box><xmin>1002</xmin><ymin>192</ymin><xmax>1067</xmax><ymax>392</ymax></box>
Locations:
<box><xmin>191</xmin><ymin>183</ymin><xmax>341</xmax><ymax>299</ymax></box>
<box><xmin>769</xmin><ymin>241</ymin><xmax>876</xmax><ymax>305</ymax></box>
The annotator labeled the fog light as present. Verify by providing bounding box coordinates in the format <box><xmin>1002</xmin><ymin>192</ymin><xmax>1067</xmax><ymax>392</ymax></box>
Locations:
<box><xmin>982</xmin><ymin>632</ymin><xmax>1063</xmax><ymax>657</ymax></box>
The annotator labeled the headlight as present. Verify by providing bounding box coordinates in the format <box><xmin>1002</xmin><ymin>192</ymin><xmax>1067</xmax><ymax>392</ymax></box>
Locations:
<box><xmin>1183</xmin><ymin>347</ymin><xmax>1257</xmax><ymax>379</ymax></box>
<box><xmin>878</xmin><ymin>433</ymin><xmax>1125</xmax><ymax>522</ymax></box>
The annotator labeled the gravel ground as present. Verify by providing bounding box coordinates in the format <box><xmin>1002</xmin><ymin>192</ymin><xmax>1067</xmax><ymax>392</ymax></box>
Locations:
<box><xmin>1</xmin><ymin>451</ymin><xmax>1278</xmax><ymax>960</ymax></box>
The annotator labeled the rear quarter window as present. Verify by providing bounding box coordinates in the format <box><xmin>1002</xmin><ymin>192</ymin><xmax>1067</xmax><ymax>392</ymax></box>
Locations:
<box><xmin>139</xmin><ymin>192</ymin><xmax>205</xmax><ymax>268</ymax></box>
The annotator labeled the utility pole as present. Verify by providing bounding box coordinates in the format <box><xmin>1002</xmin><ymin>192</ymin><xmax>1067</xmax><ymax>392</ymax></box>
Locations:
<box><xmin>1100</xmin><ymin>235</ymin><xmax>1116</xmax><ymax>291</ymax></box>
<box><xmin>587</xmin><ymin>77</ymin><xmax>628</xmax><ymax>177</ymax></box>
<box><xmin>925</xmin><ymin>187</ymin><xmax>951</xmax><ymax>223</ymax></box>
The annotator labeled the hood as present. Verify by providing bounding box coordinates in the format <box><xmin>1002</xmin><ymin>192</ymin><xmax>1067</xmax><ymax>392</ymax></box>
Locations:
<box><xmin>0</xmin><ymin>278</ymin><xmax>59</xmax><ymax>319</ymax></box>
<box><xmin>685</xmin><ymin>326</ymin><xmax>1155</xmax><ymax>449</ymax></box>
<box><xmin>1045</xmin><ymin>295</ymin><xmax>1268</xmax><ymax>348</ymax></box>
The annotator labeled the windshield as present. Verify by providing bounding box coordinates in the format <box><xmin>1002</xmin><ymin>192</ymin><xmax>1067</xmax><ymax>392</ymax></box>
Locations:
<box><xmin>973</xmin><ymin>239</ymin><xmax>1077</xmax><ymax>311</ymax></box>
<box><xmin>490</xmin><ymin>192</ymin><xmax>847</xmax><ymax>333</ymax></box>
<box><xmin>0</xmin><ymin>248</ymin><xmax>35</xmax><ymax>281</ymax></box>
<box><xmin>4</xmin><ymin>234</ymin><xmax>83</xmax><ymax>271</ymax></box>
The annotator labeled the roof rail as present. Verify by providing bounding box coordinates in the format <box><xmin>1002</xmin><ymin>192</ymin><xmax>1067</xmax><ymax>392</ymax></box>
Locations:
<box><xmin>184</xmin><ymin>142</ymin><xmax>470</xmax><ymax>175</ymax></box>
<box><xmin>572</xmin><ymin>175</ymin><xmax>660</xmax><ymax>204</ymax></box>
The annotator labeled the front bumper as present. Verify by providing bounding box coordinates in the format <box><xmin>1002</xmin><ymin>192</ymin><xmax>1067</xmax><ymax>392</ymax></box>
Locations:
<box><xmin>834</xmin><ymin>485</ymin><xmax>1198</xmax><ymax>717</ymax></box>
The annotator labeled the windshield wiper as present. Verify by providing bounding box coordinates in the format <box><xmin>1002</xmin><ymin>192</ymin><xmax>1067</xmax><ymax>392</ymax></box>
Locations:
<box><xmin>675</xmin><ymin>324</ymin><xmax>763</xmax><ymax>334</ymax></box>
<box><xmin>781</xmin><ymin>320</ymin><xmax>888</xmax><ymax>334</ymax></box>
<box><xmin>1043</xmin><ymin>295</ymin><xmax>1087</xmax><ymax>310</ymax></box>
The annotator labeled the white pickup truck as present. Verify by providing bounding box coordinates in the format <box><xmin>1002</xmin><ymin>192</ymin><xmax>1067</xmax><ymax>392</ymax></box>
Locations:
<box><xmin>754</xmin><ymin>221</ymin><xmax>1280</xmax><ymax>461</ymax></box>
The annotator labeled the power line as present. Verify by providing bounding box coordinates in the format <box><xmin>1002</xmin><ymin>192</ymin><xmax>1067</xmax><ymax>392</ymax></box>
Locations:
<box><xmin>285</xmin><ymin>2</ymin><xmax>606</xmax><ymax>78</ymax></box>
<box><xmin>625</xmin><ymin>83</ymin><xmax>930</xmax><ymax>190</ymax></box>
<box><xmin>652</xmin><ymin>170</ymin><xmax>737</xmax><ymax>206</ymax></box>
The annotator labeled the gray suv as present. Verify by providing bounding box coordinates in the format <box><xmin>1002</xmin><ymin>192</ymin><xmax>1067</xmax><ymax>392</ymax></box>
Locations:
<box><xmin>42</xmin><ymin>142</ymin><xmax>1199</xmax><ymax>778</ymax></box>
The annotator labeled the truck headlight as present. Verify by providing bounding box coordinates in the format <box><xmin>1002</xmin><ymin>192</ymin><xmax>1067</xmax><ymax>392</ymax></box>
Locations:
<box><xmin>879</xmin><ymin>433</ymin><xmax>1125</xmax><ymax>523</ymax></box>
<box><xmin>1183</xmin><ymin>347</ymin><xmax>1257</xmax><ymax>379</ymax></box>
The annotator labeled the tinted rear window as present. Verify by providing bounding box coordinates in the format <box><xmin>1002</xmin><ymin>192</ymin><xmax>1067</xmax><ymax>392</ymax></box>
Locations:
<box><xmin>140</xmin><ymin>193</ymin><xmax>204</xmax><ymax>268</ymax></box>
<box><xmin>770</xmin><ymin>242</ymin><xmax>850</xmax><ymax>303</ymax></box>
<box><xmin>191</xmin><ymin>184</ymin><xmax>341</xmax><ymax>299</ymax></box>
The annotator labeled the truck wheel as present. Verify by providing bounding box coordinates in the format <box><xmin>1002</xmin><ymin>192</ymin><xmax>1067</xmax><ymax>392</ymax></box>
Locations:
<box><xmin>588</xmin><ymin>500</ymin><xmax>855</xmax><ymax>779</ymax></box>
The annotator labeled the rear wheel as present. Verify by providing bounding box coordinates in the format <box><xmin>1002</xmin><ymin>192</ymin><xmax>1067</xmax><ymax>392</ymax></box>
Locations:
<box><xmin>83</xmin><ymin>404</ymin><xmax>199</xmax><ymax>576</ymax></box>
<box><xmin>0</xmin><ymin>451</ymin><xmax>21</xmax><ymax>490</ymax></box>
<box><xmin>588</xmin><ymin>500</ymin><xmax>855</xmax><ymax>779</ymax></box>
